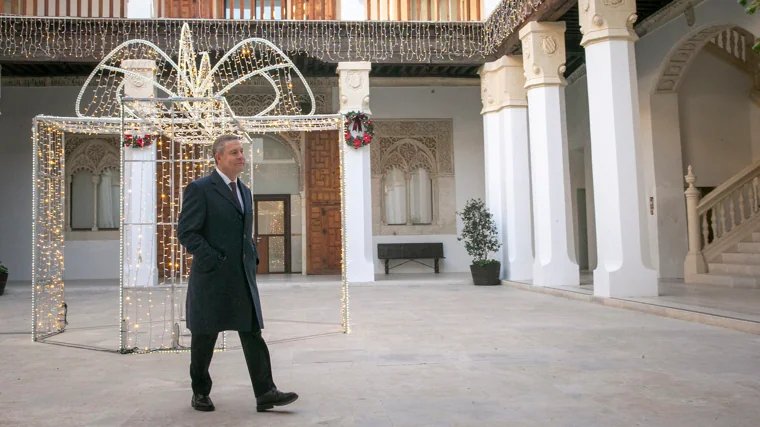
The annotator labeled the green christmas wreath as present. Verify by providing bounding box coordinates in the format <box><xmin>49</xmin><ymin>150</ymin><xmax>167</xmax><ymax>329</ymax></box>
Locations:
<box><xmin>344</xmin><ymin>111</ymin><xmax>374</xmax><ymax>149</ymax></box>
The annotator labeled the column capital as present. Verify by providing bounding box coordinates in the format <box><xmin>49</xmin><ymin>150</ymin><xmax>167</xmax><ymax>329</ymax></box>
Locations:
<box><xmin>579</xmin><ymin>0</ymin><xmax>638</xmax><ymax>47</ymax></box>
<box><xmin>337</xmin><ymin>62</ymin><xmax>372</xmax><ymax>114</ymax></box>
<box><xmin>478</xmin><ymin>55</ymin><xmax>527</xmax><ymax>114</ymax></box>
<box><xmin>120</xmin><ymin>59</ymin><xmax>157</xmax><ymax>99</ymax></box>
<box><xmin>518</xmin><ymin>21</ymin><xmax>567</xmax><ymax>90</ymax></box>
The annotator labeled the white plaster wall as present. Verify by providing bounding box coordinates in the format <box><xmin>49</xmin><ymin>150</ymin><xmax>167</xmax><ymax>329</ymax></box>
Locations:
<box><xmin>679</xmin><ymin>50</ymin><xmax>753</xmax><ymax>187</ymax></box>
<box><xmin>368</xmin><ymin>85</ymin><xmax>484</xmax><ymax>273</ymax></box>
<box><xmin>0</xmin><ymin>85</ymin><xmax>119</xmax><ymax>282</ymax></box>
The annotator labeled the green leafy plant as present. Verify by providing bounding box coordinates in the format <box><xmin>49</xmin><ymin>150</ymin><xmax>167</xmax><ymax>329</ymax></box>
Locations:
<box><xmin>0</xmin><ymin>263</ymin><xmax>7</xmax><ymax>275</ymax></box>
<box><xmin>456</xmin><ymin>198</ymin><xmax>501</xmax><ymax>266</ymax></box>
<box><xmin>739</xmin><ymin>0</ymin><xmax>760</xmax><ymax>51</ymax></box>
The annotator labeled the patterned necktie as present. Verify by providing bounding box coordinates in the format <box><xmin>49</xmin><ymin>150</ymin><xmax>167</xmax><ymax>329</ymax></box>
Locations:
<box><xmin>228</xmin><ymin>181</ymin><xmax>243</xmax><ymax>212</ymax></box>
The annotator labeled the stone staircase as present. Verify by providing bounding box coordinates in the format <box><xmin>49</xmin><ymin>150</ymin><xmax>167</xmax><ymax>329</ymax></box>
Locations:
<box><xmin>692</xmin><ymin>231</ymin><xmax>760</xmax><ymax>288</ymax></box>
<box><xmin>684</xmin><ymin>163</ymin><xmax>760</xmax><ymax>288</ymax></box>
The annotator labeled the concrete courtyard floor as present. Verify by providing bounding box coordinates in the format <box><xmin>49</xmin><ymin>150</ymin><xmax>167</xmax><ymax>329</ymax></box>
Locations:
<box><xmin>1</xmin><ymin>278</ymin><xmax>760</xmax><ymax>426</ymax></box>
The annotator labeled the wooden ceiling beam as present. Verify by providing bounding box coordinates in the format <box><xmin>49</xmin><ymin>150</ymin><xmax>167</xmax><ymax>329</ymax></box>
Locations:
<box><xmin>494</xmin><ymin>0</ymin><xmax>578</xmax><ymax>58</ymax></box>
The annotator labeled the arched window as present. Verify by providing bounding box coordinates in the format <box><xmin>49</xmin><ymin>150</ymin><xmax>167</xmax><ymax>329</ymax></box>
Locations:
<box><xmin>384</xmin><ymin>168</ymin><xmax>407</xmax><ymax>225</ymax></box>
<box><xmin>66</xmin><ymin>138</ymin><xmax>121</xmax><ymax>233</ymax></box>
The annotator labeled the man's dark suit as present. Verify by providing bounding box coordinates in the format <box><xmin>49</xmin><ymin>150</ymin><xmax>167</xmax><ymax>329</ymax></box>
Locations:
<box><xmin>177</xmin><ymin>169</ymin><xmax>275</xmax><ymax>398</ymax></box>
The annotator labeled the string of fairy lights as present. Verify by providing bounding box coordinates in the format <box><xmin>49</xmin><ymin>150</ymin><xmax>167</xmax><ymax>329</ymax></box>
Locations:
<box><xmin>31</xmin><ymin>121</ymin><xmax>67</xmax><ymax>340</ymax></box>
<box><xmin>32</xmin><ymin>23</ymin><xmax>351</xmax><ymax>351</ymax></box>
<box><xmin>26</xmin><ymin>0</ymin><xmax>546</xmax><ymax>348</ymax></box>
<box><xmin>0</xmin><ymin>0</ymin><xmax>543</xmax><ymax>63</ymax></box>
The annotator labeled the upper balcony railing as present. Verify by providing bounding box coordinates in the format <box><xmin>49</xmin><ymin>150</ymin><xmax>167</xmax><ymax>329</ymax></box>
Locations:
<box><xmin>2</xmin><ymin>0</ymin><xmax>481</xmax><ymax>21</ymax></box>
<box><xmin>366</xmin><ymin>0</ymin><xmax>481</xmax><ymax>21</ymax></box>
<box><xmin>156</xmin><ymin>0</ymin><xmax>336</xmax><ymax>20</ymax></box>
<box><xmin>1</xmin><ymin>0</ymin><xmax>125</xmax><ymax>17</ymax></box>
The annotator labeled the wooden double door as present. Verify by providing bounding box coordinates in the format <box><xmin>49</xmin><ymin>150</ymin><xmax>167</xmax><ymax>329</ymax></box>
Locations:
<box><xmin>305</xmin><ymin>130</ymin><xmax>342</xmax><ymax>275</ymax></box>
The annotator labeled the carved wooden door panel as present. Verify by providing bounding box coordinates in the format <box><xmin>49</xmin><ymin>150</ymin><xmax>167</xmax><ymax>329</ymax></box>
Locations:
<box><xmin>305</xmin><ymin>130</ymin><xmax>341</xmax><ymax>275</ymax></box>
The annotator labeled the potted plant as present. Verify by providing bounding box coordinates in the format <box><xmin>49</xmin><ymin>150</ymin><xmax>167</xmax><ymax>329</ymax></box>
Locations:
<box><xmin>457</xmin><ymin>198</ymin><xmax>502</xmax><ymax>286</ymax></box>
<box><xmin>0</xmin><ymin>262</ymin><xmax>7</xmax><ymax>296</ymax></box>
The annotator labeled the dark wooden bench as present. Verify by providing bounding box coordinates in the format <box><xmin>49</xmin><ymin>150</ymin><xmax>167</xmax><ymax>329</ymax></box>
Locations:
<box><xmin>377</xmin><ymin>243</ymin><xmax>445</xmax><ymax>274</ymax></box>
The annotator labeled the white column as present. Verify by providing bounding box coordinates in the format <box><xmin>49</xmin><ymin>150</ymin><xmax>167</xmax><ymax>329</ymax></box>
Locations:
<box><xmin>126</xmin><ymin>0</ymin><xmax>153</xmax><ymax>18</ymax></box>
<box><xmin>91</xmin><ymin>175</ymin><xmax>101</xmax><ymax>231</ymax></box>
<box><xmin>122</xmin><ymin>59</ymin><xmax>158</xmax><ymax>287</ymax></box>
<box><xmin>478</xmin><ymin>56</ymin><xmax>534</xmax><ymax>281</ymax></box>
<box><xmin>580</xmin><ymin>0</ymin><xmax>658</xmax><ymax>297</ymax></box>
<box><xmin>337</xmin><ymin>62</ymin><xmax>374</xmax><ymax>283</ymax></box>
<box><xmin>519</xmin><ymin>22</ymin><xmax>580</xmax><ymax>287</ymax></box>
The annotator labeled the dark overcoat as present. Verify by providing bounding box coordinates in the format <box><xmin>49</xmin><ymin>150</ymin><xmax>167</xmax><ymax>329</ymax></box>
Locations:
<box><xmin>177</xmin><ymin>170</ymin><xmax>263</xmax><ymax>333</ymax></box>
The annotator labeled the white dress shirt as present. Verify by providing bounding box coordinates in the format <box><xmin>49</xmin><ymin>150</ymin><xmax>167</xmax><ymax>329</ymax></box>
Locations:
<box><xmin>215</xmin><ymin>168</ymin><xmax>244</xmax><ymax>210</ymax></box>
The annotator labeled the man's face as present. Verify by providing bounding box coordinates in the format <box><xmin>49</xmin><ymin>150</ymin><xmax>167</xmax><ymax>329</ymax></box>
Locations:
<box><xmin>216</xmin><ymin>139</ymin><xmax>246</xmax><ymax>176</ymax></box>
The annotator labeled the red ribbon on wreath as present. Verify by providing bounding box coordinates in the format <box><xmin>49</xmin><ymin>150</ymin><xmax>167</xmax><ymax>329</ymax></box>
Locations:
<box><xmin>344</xmin><ymin>111</ymin><xmax>374</xmax><ymax>150</ymax></box>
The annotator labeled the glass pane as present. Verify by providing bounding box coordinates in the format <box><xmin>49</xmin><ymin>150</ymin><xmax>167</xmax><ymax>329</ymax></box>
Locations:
<box><xmin>410</xmin><ymin>168</ymin><xmax>433</xmax><ymax>224</ymax></box>
<box><xmin>257</xmin><ymin>201</ymin><xmax>285</xmax><ymax>235</ymax></box>
<box><xmin>268</xmin><ymin>236</ymin><xmax>286</xmax><ymax>273</ymax></box>
<box><xmin>71</xmin><ymin>171</ymin><xmax>94</xmax><ymax>229</ymax></box>
<box><xmin>384</xmin><ymin>168</ymin><xmax>407</xmax><ymax>225</ymax></box>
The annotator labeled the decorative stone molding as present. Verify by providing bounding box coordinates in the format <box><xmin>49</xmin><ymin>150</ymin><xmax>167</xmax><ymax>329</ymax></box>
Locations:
<box><xmin>654</xmin><ymin>25</ymin><xmax>744</xmax><ymax>93</ymax></box>
<box><xmin>65</xmin><ymin>136</ymin><xmax>120</xmax><ymax>174</ymax></box>
<box><xmin>519</xmin><ymin>21</ymin><xmax>567</xmax><ymax>89</ymax></box>
<box><xmin>121</xmin><ymin>59</ymin><xmax>157</xmax><ymax>98</ymax></box>
<box><xmin>226</xmin><ymin>93</ymin><xmax>331</xmax><ymax>116</ymax></box>
<box><xmin>579</xmin><ymin>0</ymin><xmax>638</xmax><ymax>47</ymax></box>
<box><xmin>478</xmin><ymin>55</ymin><xmax>527</xmax><ymax>114</ymax></box>
<box><xmin>370</xmin><ymin>120</ymin><xmax>454</xmax><ymax>177</ymax></box>
<box><xmin>337</xmin><ymin>62</ymin><xmax>372</xmax><ymax>114</ymax></box>
<box><xmin>369</xmin><ymin>119</ymin><xmax>456</xmax><ymax>236</ymax></box>
<box><xmin>636</xmin><ymin>0</ymin><xmax>708</xmax><ymax>38</ymax></box>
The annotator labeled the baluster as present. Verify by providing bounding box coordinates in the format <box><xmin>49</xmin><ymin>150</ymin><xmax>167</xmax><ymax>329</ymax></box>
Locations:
<box><xmin>750</xmin><ymin>180</ymin><xmax>756</xmax><ymax>216</ymax></box>
<box><xmin>702</xmin><ymin>212</ymin><xmax>710</xmax><ymax>245</ymax></box>
<box><xmin>739</xmin><ymin>187</ymin><xmax>746</xmax><ymax>222</ymax></box>
<box><xmin>711</xmin><ymin>205</ymin><xmax>719</xmax><ymax>239</ymax></box>
<box><xmin>684</xmin><ymin>166</ymin><xmax>708</xmax><ymax>277</ymax></box>
<box><xmin>720</xmin><ymin>203</ymin><xmax>727</xmax><ymax>237</ymax></box>
<box><xmin>730</xmin><ymin>197</ymin><xmax>737</xmax><ymax>228</ymax></box>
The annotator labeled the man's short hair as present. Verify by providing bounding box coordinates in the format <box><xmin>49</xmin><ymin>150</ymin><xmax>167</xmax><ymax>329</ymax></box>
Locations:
<box><xmin>212</xmin><ymin>134</ymin><xmax>241</xmax><ymax>162</ymax></box>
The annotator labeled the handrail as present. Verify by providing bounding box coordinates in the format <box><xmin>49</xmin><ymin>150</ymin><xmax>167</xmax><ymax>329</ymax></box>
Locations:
<box><xmin>696</xmin><ymin>160</ymin><xmax>760</xmax><ymax>215</ymax></box>
<box><xmin>684</xmin><ymin>160</ymin><xmax>760</xmax><ymax>279</ymax></box>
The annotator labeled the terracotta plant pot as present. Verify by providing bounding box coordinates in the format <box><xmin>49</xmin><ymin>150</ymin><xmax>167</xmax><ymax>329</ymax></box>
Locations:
<box><xmin>469</xmin><ymin>262</ymin><xmax>501</xmax><ymax>286</ymax></box>
<box><xmin>0</xmin><ymin>272</ymin><xmax>7</xmax><ymax>296</ymax></box>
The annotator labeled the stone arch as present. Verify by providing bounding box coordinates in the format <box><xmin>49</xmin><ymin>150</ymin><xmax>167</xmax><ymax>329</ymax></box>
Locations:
<box><xmin>649</xmin><ymin>24</ymin><xmax>758</xmax><ymax>280</ymax></box>
<box><xmin>653</xmin><ymin>24</ymin><xmax>757</xmax><ymax>94</ymax></box>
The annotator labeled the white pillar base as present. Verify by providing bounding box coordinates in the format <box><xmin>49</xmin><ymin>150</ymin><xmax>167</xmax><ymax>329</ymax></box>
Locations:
<box><xmin>501</xmin><ymin>107</ymin><xmax>534</xmax><ymax>281</ymax></box>
<box><xmin>527</xmin><ymin>86</ymin><xmax>580</xmax><ymax>287</ymax></box>
<box><xmin>585</xmin><ymin>39</ymin><xmax>658</xmax><ymax>298</ymax></box>
<box><xmin>123</xmin><ymin>144</ymin><xmax>158</xmax><ymax>287</ymax></box>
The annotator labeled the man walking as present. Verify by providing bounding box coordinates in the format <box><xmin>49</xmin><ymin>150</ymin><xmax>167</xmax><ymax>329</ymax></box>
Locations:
<box><xmin>178</xmin><ymin>134</ymin><xmax>298</xmax><ymax>412</ymax></box>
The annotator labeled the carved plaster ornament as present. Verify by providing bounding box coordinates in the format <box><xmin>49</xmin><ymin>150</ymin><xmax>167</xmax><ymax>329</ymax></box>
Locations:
<box><xmin>541</xmin><ymin>36</ymin><xmax>558</xmax><ymax>55</ymax></box>
<box><xmin>346</xmin><ymin>71</ymin><xmax>363</xmax><ymax>90</ymax></box>
<box><xmin>684</xmin><ymin>4</ymin><xmax>695</xmax><ymax>27</ymax></box>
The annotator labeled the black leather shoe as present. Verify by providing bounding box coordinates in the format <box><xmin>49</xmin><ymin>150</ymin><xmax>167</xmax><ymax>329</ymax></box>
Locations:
<box><xmin>191</xmin><ymin>394</ymin><xmax>215</xmax><ymax>412</ymax></box>
<box><xmin>256</xmin><ymin>389</ymin><xmax>298</xmax><ymax>412</ymax></box>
